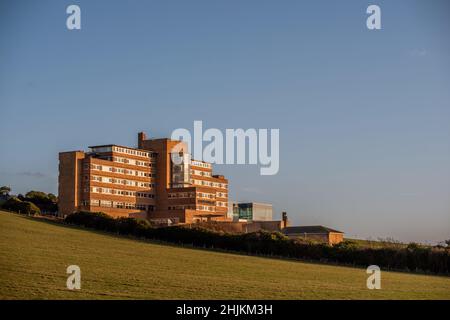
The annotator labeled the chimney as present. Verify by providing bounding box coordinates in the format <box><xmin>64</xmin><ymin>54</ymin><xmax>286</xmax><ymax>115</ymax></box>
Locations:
<box><xmin>138</xmin><ymin>132</ymin><xmax>147</xmax><ymax>149</ymax></box>
<box><xmin>281</xmin><ymin>211</ymin><xmax>288</xmax><ymax>229</ymax></box>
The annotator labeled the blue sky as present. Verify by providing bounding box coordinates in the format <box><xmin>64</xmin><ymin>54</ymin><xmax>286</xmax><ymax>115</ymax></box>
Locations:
<box><xmin>1</xmin><ymin>0</ymin><xmax>449</xmax><ymax>243</ymax></box>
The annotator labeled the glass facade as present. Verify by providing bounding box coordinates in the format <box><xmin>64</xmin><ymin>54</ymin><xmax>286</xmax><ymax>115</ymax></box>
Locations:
<box><xmin>171</xmin><ymin>153</ymin><xmax>191</xmax><ymax>188</ymax></box>
<box><xmin>90</xmin><ymin>146</ymin><xmax>112</xmax><ymax>153</ymax></box>
<box><xmin>238</xmin><ymin>203</ymin><xmax>253</xmax><ymax>220</ymax></box>
<box><xmin>235</xmin><ymin>203</ymin><xmax>273</xmax><ymax>221</ymax></box>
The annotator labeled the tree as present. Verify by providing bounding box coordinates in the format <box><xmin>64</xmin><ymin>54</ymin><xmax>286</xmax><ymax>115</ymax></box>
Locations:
<box><xmin>47</xmin><ymin>193</ymin><xmax>58</xmax><ymax>202</ymax></box>
<box><xmin>20</xmin><ymin>201</ymin><xmax>41</xmax><ymax>215</ymax></box>
<box><xmin>23</xmin><ymin>190</ymin><xmax>57</xmax><ymax>213</ymax></box>
<box><xmin>25</xmin><ymin>191</ymin><xmax>48</xmax><ymax>201</ymax></box>
<box><xmin>1</xmin><ymin>197</ymin><xmax>40</xmax><ymax>215</ymax></box>
<box><xmin>1</xmin><ymin>197</ymin><xmax>22</xmax><ymax>211</ymax></box>
<box><xmin>0</xmin><ymin>186</ymin><xmax>11</xmax><ymax>196</ymax></box>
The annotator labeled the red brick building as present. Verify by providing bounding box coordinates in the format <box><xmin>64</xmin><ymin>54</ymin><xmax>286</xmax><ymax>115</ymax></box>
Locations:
<box><xmin>282</xmin><ymin>226</ymin><xmax>344</xmax><ymax>245</ymax></box>
<box><xmin>58</xmin><ymin>132</ymin><xmax>228</xmax><ymax>223</ymax></box>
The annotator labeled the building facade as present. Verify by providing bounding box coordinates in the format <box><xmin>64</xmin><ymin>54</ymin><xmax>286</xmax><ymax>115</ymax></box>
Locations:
<box><xmin>282</xmin><ymin>226</ymin><xmax>344</xmax><ymax>245</ymax></box>
<box><xmin>231</xmin><ymin>202</ymin><xmax>273</xmax><ymax>222</ymax></box>
<box><xmin>58</xmin><ymin>132</ymin><xmax>229</xmax><ymax>223</ymax></box>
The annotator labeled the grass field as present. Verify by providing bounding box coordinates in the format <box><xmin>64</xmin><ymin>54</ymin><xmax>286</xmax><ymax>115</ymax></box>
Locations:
<box><xmin>1</xmin><ymin>211</ymin><xmax>449</xmax><ymax>299</ymax></box>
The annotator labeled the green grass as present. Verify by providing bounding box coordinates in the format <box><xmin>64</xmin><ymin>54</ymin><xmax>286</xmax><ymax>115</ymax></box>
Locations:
<box><xmin>1</xmin><ymin>211</ymin><xmax>449</xmax><ymax>300</ymax></box>
<box><xmin>346</xmin><ymin>238</ymin><xmax>409</xmax><ymax>249</ymax></box>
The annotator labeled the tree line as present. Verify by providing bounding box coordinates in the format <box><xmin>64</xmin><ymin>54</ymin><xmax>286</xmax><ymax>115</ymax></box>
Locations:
<box><xmin>0</xmin><ymin>186</ymin><xmax>57</xmax><ymax>215</ymax></box>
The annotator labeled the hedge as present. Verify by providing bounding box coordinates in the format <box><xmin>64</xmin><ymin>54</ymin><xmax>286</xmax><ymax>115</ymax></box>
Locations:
<box><xmin>64</xmin><ymin>212</ymin><xmax>450</xmax><ymax>275</ymax></box>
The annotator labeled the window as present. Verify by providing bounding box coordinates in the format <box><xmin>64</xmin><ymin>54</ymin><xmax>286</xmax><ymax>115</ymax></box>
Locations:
<box><xmin>100</xmin><ymin>200</ymin><xmax>112</xmax><ymax>207</ymax></box>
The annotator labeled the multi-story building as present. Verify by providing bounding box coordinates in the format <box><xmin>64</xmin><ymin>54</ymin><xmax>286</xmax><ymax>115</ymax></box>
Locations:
<box><xmin>58</xmin><ymin>144</ymin><xmax>157</xmax><ymax>219</ymax></box>
<box><xmin>58</xmin><ymin>132</ymin><xmax>229</xmax><ymax>223</ymax></box>
<box><xmin>137</xmin><ymin>132</ymin><xmax>229</xmax><ymax>223</ymax></box>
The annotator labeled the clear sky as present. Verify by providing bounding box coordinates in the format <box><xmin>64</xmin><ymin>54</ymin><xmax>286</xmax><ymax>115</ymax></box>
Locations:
<box><xmin>1</xmin><ymin>0</ymin><xmax>449</xmax><ymax>243</ymax></box>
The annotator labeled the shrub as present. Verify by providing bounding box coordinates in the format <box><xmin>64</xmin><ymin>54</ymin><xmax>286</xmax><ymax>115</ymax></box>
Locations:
<box><xmin>20</xmin><ymin>201</ymin><xmax>41</xmax><ymax>215</ymax></box>
<box><xmin>65</xmin><ymin>211</ymin><xmax>115</xmax><ymax>231</ymax></box>
<box><xmin>116</xmin><ymin>217</ymin><xmax>151</xmax><ymax>236</ymax></box>
<box><xmin>1</xmin><ymin>197</ymin><xmax>41</xmax><ymax>215</ymax></box>
<box><xmin>63</xmin><ymin>212</ymin><xmax>450</xmax><ymax>275</ymax></box>
<box><xmin>1</xmin><ymin>197</ymin><xmax>22</xmax><ymax>211</ymax></box>
<box><xmin>407</xmin><ymin>242</ymin><xmax>421</xmax><ymax>250</ymax></box>
<box><xmin>22</xmin><ymin>190</ymin><xmax>57</xmax><ymax>213</ymax></box>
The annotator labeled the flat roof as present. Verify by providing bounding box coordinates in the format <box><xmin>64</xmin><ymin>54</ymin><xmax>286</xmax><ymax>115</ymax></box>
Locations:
<box><xmin>88</xmin><ymin>144</ymin><xmax>156</xmax><ymax>153</ymax></box>
<box><xmin>191</xmin><ymin>158</ymin><xmax>211</xmax><ymax>164</ymax></box>
<box><xmin>237</xmin><ymin>202</ymin><xmax>273</xmax><ymax>207</ymax></box>
<box><xmin>59</xmin><ymin>150</ymin><xmax>84</xmax><ymax>154</ymax></box>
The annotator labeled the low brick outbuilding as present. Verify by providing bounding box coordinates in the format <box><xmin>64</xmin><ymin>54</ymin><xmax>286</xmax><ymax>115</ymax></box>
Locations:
<box><xmin>282</xmin><ymin>226</ymin><xmax>344</xmax><ymax>245</ymax></box>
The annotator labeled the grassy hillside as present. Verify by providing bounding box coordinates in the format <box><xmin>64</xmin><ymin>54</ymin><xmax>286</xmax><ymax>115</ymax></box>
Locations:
<box><xmin>1</xmin><ymin>211</ymin><xmax>449</xmax><ymax>299</ymax></box>
<box><xmin>346</xmin><ymin>238</ymin><xmax>409</xmax><ymax>249</ymax></box>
